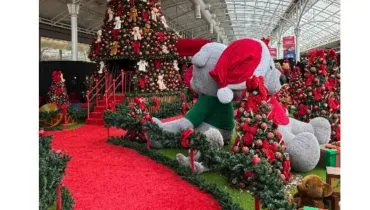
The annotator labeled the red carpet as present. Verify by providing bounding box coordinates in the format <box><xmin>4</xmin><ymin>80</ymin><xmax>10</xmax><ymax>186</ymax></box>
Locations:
<box><xmin>47</xmin><ymin>116</ymin><xmax>220</xmax><ymax>210</ymax></box>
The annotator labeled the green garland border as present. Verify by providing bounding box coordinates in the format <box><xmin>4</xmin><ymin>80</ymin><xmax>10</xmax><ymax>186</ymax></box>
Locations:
<box><xmin>108</xmin><ymin>137</ymin><xmax>243</xmax><ymax>210</ymax></box>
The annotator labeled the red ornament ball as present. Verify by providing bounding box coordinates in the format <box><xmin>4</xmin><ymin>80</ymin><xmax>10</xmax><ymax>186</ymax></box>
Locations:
<box><xmin>242</xmin><ymin>146</ymin><xmax>250</xmax><ymax>154</ymax></box>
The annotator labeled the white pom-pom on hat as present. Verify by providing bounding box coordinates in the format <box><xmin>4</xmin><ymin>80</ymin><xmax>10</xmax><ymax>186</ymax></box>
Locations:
<box><xmin>217</xmin><ymin>86</ymin><xmax>234</xmax><ymax>104</ymax></box>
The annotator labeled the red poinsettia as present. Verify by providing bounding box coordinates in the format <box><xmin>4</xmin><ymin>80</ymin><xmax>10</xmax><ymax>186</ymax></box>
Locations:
<box><xmin>313</xmin><ymin>87</ymin><xmax>323</xmax><ymax>101</ymax></box>
<box><xmin>327</xmin><ymin>97</ymin><xmax>340</xmax><ymax>110</ymax></box>
<box><xmin>325</xmin><ymin>78</ymin><xmax>337</xmax><ymax>91</ymax></box>
<box><xmin>241</xmin><ymin>122</ymin><xmax>258</xmax><ymax>146</ymax></box>
<box><xmin>181</xmin><ymin>128</ymin><xmax>194</xmax><ymax>148</ymax></box>
<box><xmin>262</xmin><ymin>141</ymin><xmax>276</xmax><ymax>163</ymax></box>
<box><xmin>297</xmin><ymin>104</ymin><xmax>309</xmax><ymax>117</ymax></box>
<box><xmin>327</xmin><ymin>49</ymin><xmax>337</xmax><ymax>60</ymax></box>
<box><xmin>305</xmin><ymin>74</ymin><xmax>315</xmax><ymax>86</ymax></box>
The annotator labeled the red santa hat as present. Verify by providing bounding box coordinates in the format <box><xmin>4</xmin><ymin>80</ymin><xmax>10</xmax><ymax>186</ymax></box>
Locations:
<box><xmin>209</xmin><ymin>38</ymin><xmax>273</xmax><ymax>103</ymax></box>
<box><xmin>175</xmin><ymin>38</ymin><xmax>212</xmax><ymax>57</ymax></box>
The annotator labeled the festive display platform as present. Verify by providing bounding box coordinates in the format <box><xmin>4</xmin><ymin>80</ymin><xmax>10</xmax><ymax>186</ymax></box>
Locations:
<box><xmin>108</xmin><ymin>126</ymin><xmax>328</xmax><ymax>210</ymax></box>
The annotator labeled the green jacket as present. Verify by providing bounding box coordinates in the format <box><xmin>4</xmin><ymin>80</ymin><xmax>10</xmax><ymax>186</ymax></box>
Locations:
<box><xmin>185</xmin><ymin>95</ymin><xmax>235</xmax><ymax>131</ymax></box>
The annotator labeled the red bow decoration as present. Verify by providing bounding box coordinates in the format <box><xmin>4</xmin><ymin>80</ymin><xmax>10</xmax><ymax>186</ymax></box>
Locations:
<box><xmin>152</xmin><ymin>97</ymin><xmax>160</xmax><ymax>112</ymax></box>
<box><xmin>156</xmin><ymin>32</ymin><xmax>166</xmax><ymax>42</ymax></box>
<box><xmin>154</xmin><ymin>59</ymin><xmax>162</xmax><ymax>69</ymax></box>
<box><xmin>134</xmin><ymin>97</ymin><xmax>147</xmax><ymax>111</ymax></box>
<box><xmin>181</xmin><ymin>128</ymin><xmax>194</xmax><ymax>148</ymax></box>
<box><xmin>241</xmin><ymin>122</ymin><xmax>258</xmax><ymax>145</ymax></box>
<box><xmin>181</xmin><ymin>102</ymin><xmax>190</xmax><ymax>115</ymax></box>
<box><xmin>245</xmin><ymin>76</ymin><xmax>268</xmax><ymax>112</ymax></box>
<box><xmin>140</xmin><ymin>114</ymin><xmax>152</xmax><ymax>124</ymax></box>
<box><xmin>138</xmin><ymin>76</ymin><xmax>149</xmax><ymax>90</ymax></box>
<box><xmin>268</xmin><ymin>96</ymin><xmax>289</xmax><ymax>125</ymax></box>
<box><xmin>131</xmin><ymin>42</ymin><xmax>141</xmax><ymax>54</ymax></box>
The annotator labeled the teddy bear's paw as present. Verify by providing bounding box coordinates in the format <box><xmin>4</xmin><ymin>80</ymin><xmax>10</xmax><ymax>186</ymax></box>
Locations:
<box><xmin>309</xmin><ymin>117</ymin><xmax>331</xmax><ymax>145</ymax></box>
<box><xmin>194</xmin><ymin>162</ymin><xmax>210</xmax><ymax>174</ymax></box>
<box><xmin>203</xmin><ymin>128</ymin><xmax>224</xmax><ymax>148</ymax></box>
<box><xmin>287</xmin><ymin>132</ymin><xmax>320</xmax><ymax>172</ymax></box>
<box><xmin>176</xmin><ymin>153</ymin><xmax>190</xmax><ymax>167</ymax></box>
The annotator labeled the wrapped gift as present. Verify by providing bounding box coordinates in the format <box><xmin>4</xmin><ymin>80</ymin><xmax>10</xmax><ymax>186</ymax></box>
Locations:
<box><xmin>318</xmin><ymin>144</ymin><xmax>340</xmax><ymax>168</ymax></box>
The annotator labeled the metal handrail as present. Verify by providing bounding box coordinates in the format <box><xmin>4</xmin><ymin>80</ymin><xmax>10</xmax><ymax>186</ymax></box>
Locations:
<box><xmin>104</xmin><ymin>70</ymin><xmax>124</xmax><ymax>109</ymax></box>
<box><xmin>86</xmin><ymin>75</ymin><xmax>105</xmax><ymax>119</ymax></box>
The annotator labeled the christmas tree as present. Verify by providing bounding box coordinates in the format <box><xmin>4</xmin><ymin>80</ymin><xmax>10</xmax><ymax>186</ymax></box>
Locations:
<box><xmin>47</xmin><ymin>70</ymin><xmax>70</xmax><ymax>109</ymax></box>
<box><xmin>88</xmin><ymin>0</ymin><xmax>185</xmax><ymax>93</ymax></box>
<box><xmin>290</xmin><ymin>49</ymin><xmax>340</xmax><ymax>142</ymax></box>
<box><xmin>233</xmin><ymin>76</ymin><xmax>291</xmax><ymax>182</ymax></box>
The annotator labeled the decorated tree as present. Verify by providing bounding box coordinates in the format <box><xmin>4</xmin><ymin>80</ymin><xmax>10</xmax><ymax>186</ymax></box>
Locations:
<box><xmin>233</xmin><ymin>76</ymin><xmax>291</xmax><ymax>182</ymax></box>
<box><xmin>291</xmin><ymin>49</ymin><xmax>340</xmax><ymax>142</ymax></box>
<box><xmin>47</xmin><ymin>70</ymin><xmax>70</xmax><ymax>109</ymax></box>
<box><xmin>88</xmin><ymin>0</ymin><xmax>185</xmax><ymax>93</ymax></box>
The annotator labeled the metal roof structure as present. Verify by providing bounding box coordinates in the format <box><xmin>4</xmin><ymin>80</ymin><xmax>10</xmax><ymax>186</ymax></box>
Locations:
<box><xmin>39</xmin><ymin>0</ymin><xmax>340</xmax><ymax>56</ymax></box>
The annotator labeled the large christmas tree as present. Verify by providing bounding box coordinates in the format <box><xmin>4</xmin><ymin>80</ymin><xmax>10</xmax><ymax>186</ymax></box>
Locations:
<box><xmin>88</xmin><ymin>0</ymin><xmax>185</xmax><ymax>93</ymax></box>
<box><xmin>289</xmin><ymin>49</ymin><xmax>340</xmax><ymax>142</ymax></box>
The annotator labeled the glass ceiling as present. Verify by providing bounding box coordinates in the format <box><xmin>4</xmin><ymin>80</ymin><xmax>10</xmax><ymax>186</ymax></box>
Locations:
<box><xmin>224</xmin><ymin>0</ymin><xmax>340</xmax><ymax>53</ymax></box>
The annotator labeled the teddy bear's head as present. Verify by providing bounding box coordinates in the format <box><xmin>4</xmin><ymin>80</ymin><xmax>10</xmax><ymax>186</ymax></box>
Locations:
<box><xmin>115</xmin><ymin>16</ymin><xmax>120</xmax><ymax>22</ymax></box>
<box><xmin>190</xmin><ymin>43</ymin><xmax>227</xmax><ymax>96</ymax></box>
<box><xmin>297</xmin><ymin>175</ymin><xmax>333</xmax><ymax>199</ymax></box>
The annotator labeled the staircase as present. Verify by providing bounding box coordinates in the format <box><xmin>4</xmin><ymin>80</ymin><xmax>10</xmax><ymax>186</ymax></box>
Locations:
<box><xmin>85</xmin><ymin>70</ymin><xmax>127</xmax><ymax>125</ymax></box>
<box><xmin>86</xmin><ymin>94</ymin><xmax>125</xmax><ymax>125</ymax></box>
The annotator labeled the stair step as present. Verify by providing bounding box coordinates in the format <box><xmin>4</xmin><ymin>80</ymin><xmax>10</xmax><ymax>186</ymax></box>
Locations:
<box><xmin>94</xmin><ymin>106</ymin><xmax>108</xmax><ymax>112</ymax></box>
<box><xmin>90</xmin><ymin>112</ymin><xmax>103</xmax><ymax>118</ymax></box>
<box><xmin>86</xmin><ymin>118</ymin><xmax>104</xmax><ymax>125</ymax></box>
<box><xmin>97</xmin><ymin>100</ymin><xmax>123</xmax><ymax>105</ymax></box>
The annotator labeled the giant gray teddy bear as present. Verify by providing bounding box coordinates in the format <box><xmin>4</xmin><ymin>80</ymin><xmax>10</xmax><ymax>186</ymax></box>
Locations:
<box><xmin>154</xmin><ymin>38</ymin><xmax>331</xmax><ymax>173</ymax></box>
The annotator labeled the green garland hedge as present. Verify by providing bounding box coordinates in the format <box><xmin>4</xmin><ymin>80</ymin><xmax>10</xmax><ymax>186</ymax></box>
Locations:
<box><xmin>108</xmin><ymin>137</ymin><xmax>243</xmax><ymax>210</ymax></box>
<box><xmin>109</xmin><ymin>123</ymin><xmax>295</xmax><ymax>210</ymax></box>
<box><xmin>39</xmin><ymin>135</ymin><xmax>74</xmax><ymax>210</ymax></box>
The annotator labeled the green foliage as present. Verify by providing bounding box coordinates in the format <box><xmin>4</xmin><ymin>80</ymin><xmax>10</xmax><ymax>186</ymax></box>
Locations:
<box><xmin>39</xmin><ymin>135</ymin><xmax>74</xmax><ymax>210</ymax></box>
<box><xmin>39</xmin><ymin>111</ymin><xmax>59</xmax><ymax>123</ymax></box>
<box><xmin>111</xmin><ymin>124</ymin><xmax>294</xmax><ymax>210</ymax></box>
<box><xmin>68</xmin><ymin>106</ymin><xmax>87</xmax><ymax>122</ymax></box>
<box><xmin>62</xmin><ymin>187</ymin><xmax>74</xmax><ymax>210</ymax></box>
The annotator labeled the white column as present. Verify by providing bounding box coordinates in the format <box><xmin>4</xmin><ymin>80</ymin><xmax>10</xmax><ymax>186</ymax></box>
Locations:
<box><xmin>294</xmin><ymin>27</ymin><xmax>301</xmax><ymax>62</ymax></box>
<box><xmin>67</xmin><ymin>1</ymin><xmax>80</xmax><ymax>61</ymax></box>
<box><xmin>277</xmin><ymin>40</ymin><xmax>282</xmax><ymax>59</ymax></box>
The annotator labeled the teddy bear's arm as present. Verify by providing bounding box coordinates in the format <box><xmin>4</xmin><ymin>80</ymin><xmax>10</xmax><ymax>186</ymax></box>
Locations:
<box><xmin>153</xmin><ymin>117</ymin><xmax>193</xmax><ymax>134</ymax></box>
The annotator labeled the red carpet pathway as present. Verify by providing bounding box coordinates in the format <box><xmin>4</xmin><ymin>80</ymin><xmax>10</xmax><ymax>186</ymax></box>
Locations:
<box><xmin>47</xmin><ymin>116</ymin><xmax>220</xmax><ymax>210</ymax></box>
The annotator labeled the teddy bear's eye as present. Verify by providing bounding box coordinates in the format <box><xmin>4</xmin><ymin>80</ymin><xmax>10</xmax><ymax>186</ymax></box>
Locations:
<box><xmin>270</xmin><ymin>66</ymin><xmax>273</xmax><ymax>70</ymax></box>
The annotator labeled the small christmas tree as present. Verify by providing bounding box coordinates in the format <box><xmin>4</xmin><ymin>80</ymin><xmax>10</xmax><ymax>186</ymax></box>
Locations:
<box><xmin>47</xmin><ymin>70</ymin><xmax>70</xmax><ymax>109</ymax></box>
<box><xmin>88</xmin><ymin>0</ymin><xmax>185</xmax><ymax>93</ymax></box>
<box><xmin>233</xmin><ymin>76</ymin><xmax>291</xmax><ymax>182</ymax></box>
<box><xmin>291</xmin><ymin>49</ymin><xmax>340</xmax><ymax>142</ymax></box>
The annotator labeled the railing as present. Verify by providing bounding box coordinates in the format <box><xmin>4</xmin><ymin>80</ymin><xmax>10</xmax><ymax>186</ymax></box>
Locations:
<box><xmin>86</xmin><ymin>74</ymin><xmax>105</xmax><ymax>119</ymax></box>
<box><xmin>86</xmin><ymin>69</ymin><xmax>136</xmax><ymax>119</ymax></box>
<box><xmin>104</xmin><ymin>69</ymin><xmax>125</xmax><ymax>109</ymax></box>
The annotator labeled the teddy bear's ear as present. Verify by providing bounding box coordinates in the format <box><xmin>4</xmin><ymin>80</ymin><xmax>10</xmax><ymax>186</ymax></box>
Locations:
<box><xmin>192</xmin><ymin>51</ymin><xmax>210</xmax><ymax>68</ymax></box>
<box><xmin>322</xmin><ymin>183</ymin><xmax>333</xmax><ymax>197</ymax></box>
